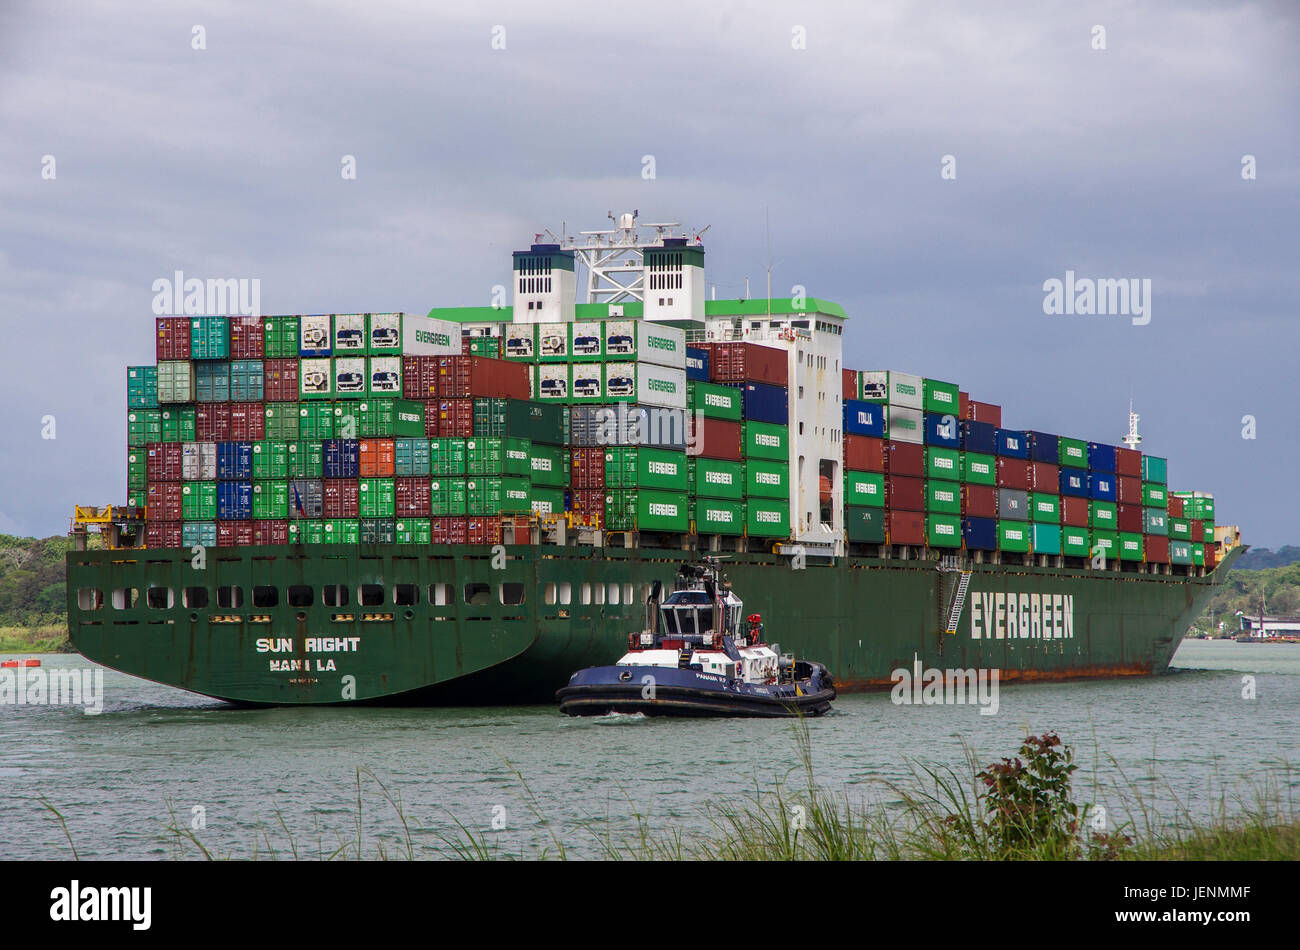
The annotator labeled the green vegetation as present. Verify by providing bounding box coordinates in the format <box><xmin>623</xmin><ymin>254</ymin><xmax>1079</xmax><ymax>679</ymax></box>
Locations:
<box><xmin>1236</xmin><ymin>545</ymin><xmax>1300</xmax><ymax>570</ymax></box>
<box><xmin>1189</xmin><ymin>562</ymin><xmax>1300</xmax><ymax>636</ymax></box>
<box><xmin>34</xmin><ymin>730</ymin><xmax>1292</xmax><ymax>861</ymax></box>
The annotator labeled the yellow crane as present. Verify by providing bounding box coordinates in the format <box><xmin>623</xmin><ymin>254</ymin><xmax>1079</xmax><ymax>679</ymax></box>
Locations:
<box><xmin>70</xmin><ymin>505</ymin><xmax>146</xmax><ymax>550</ymax></box>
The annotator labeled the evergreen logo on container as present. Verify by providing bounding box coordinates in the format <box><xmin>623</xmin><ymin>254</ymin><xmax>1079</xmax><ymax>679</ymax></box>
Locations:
<box><xmin>152</xmin><ymin>271</ymin><xmax>260</xmax><ymax>317</ymax></box>
<box><xmin>1042</xmin><ymin>270</ymin><xmax>1152</xmax><ymax>325</ymax></box>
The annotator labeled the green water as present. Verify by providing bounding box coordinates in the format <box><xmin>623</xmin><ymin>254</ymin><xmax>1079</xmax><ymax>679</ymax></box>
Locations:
<box><xmin>0</xmin><ymin>639</ymin><xmax>1296</xmax><ymax>859</ymax></box>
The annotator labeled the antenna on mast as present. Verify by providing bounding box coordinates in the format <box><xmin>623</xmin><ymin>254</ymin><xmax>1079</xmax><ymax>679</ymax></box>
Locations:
<box><xmin>1122</xmin><ymin>395</ymin><xmax>1142</xmax><ymax>450</ymax></box>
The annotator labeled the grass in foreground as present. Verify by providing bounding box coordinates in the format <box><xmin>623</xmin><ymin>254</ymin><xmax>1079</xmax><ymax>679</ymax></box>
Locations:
<box><xmin>0</xmin><ymin>625</ymin><xmax>70</xmax><ymax>654</ymax></box>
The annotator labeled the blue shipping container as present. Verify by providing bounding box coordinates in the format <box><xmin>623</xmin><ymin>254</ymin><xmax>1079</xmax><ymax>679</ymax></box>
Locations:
<box><xmin>843</xmin><ymin>399</ymin><xmax>886</xmax><ymax>438</ymax></box>
<box><xmin>1089</xmin><ymin>472</ymin><xmax>1117</xmax><ymax>501</ymax></box>
<box><xmin>323</xmin><ymin>439</ymin><xmax>361</xmax><ymax>478</ymax></box>
<box><xmin>962</xmin><ymin>516</ymin><xmax>997</xmax><ymax>551</ymax></box>
<box><xmin>995</xmin><ymin>428</ymin><xmax>1030</xmax><ymax>459</ymax></box>
<box><xmin>1059</xmin><ymin>467</ymin><xmax>1089</xmax><ymax>497</ymax></box>
<box><xmin>1087</xmin><ymin>442</ymin><xmax>1117</xmax><ymax>473</ymax></box>
<box><xmin>195</xmin><ymin>361</ymin><xmax>231</xmax><ymax>403</ymax></box>
<box><xmin>216</xmin><ymin>441</ymin><xmax>253</xmax><ymax>480</ymax></box>
<box><xmin>1031</xmin><ymin>523</ymin><xmax>1062</xmax><ymax>555</ymax></box>
<box><xmin>1026</xmin><ymin>431</ymin><xmax>1059</xmax><ymax>464</ymax></box>
<box><xmin>217</xmin><ymin>481</ymin><xmax>253</xmax><ymax>520</ymax></box>
<box><xmin>741</xmin><ymin>381</ymin><xmax>788</xmax><ymax>425</ymax></box>
<box><xmin>924</xmin><ymin>412</ymin><xmax>960</xmax><ymax>448</ymax></box>
<box><xmin>182</xmin><ymin>521</ymin><xmax>217</xmax><ymax>548</ymax></box>
<box><xmin>230</xmin><ymin>359</ymin><xmax>264</xmax><ymax>402</ymax></box>
<box><xmin>960</xmin><ymin>420</ymin><xmax>998</xmax><ymax>455</ymax></box>
<box><xmin>685</xmin><ymin>347</ymin><xmax>710</xmax><ymax>382</ymax></box>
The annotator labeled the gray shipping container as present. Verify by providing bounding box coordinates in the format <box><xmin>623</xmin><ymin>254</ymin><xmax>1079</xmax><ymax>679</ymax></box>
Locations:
<box><xmin>570</xmin><ymin>404</ymin><xmax>687</xmax><ymax>450</ymax></box>
<box><xmin>288</xmin><ymin>479</ymin><xmax>324</xmax><ymax>519</ymax></box>
<box><xmin>182</xmin><ymin>442</ymin><xmax>218</xmax><ymax>481</ymax></box>
<box><xmin>997</xmin><ymin>488</ymin><xmax>1029</xmax><ymax>521</ymax></box>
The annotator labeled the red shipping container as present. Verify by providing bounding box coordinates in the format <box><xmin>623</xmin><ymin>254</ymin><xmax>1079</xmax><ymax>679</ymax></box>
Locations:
<box><xmin>1168</xmin><ymin>496</ymin><xmax>1185</xmax><ymax>518</ymax></box>
<box><xmin>958</xmin><ymin>391</ymin><xmax>969</xmax><ymax>420</ymax></box>
<box><xmin>1030</xmin><ymin>461</ymin><xmax>1060</xmax><ymax>492</ymax></box>
<box><xmin>884</xmin><ymin>441</ymin><xmax>925</xmax><ymax>477</ymax></box>
<box><xmin>1188</xmin><ymin>518</ymin><xmax>1204</xmax><ymax>538</ymax></box>
<box><xmin>571</xmin><ymin>489</ymin><xmax>605</xmax><ymax>527</ymax></box>
<box><xmin>843</xmin><ymin>435</ymin><xmax>885</xmax><ymax>473</ymax></box>
<box><xmin>886</xmin><ymin>510</ymin><xmax>926</xmax><ymax>545</ymax></box>
<box><xmin>1205</xmin><ymin>545</ymin><xmax>1217</xmax><ymax>569</ymax></box>
<box><xmin>229</xmin><ymin>316</ymin><xmax>264</xmax><ymax>359</ymax></box>
<box><xmin>145</xmin><ymin>521</ymin><xmax>182</xmax><ymax>548</ymax></box>
<box><xmin>263</xmin><ymin>359</ymin><xmax>299</xmax><ymax>402</ymax></box>
<box><xmin>967</xmin><ymin>401</ymin><xmax>1002</xmax><ymax>426</ymax></box>
<box><xmin>1061</xmin><ymin>496</ymin><xmax>1090</xmax><ymax>527</ymax></box>
<box><xmin>1114</xmin><ymin>447</ymin><xmax>1142</xmax><ymax>478</ymax></box>
<box><xmin>467</xmin><ymin>518</ymin><xmax>502</xmax><ymax>545</ymax></box>
<box><xmin>423</xmin><ymin>400</ymin><xmax>440</xmax><ymax>438</ymax></box>
<box><xmin>1116</xmin><ymin>475</ymin><xmax>1142</xmax><ymax>505</ymax></box>
<box><xmin>252</xmin><ymin>521</ymin><xmax>289</xmax><ymax>545</ymax></box>
<box><xmin>196</xmin><ymin>403</ymin><xmax>232</xmax><ymax>441</ymax></box>
<box><xmin>323</xmin><ymin>479</ymin><xmax>359</xmax><ymax>518</ymax></box>
<box><xmin>395</xmin><ymin>477</ymin><xmax>431</xmax><ymax>517</ymax></box>
<box><xmin>1116</xmin><ymin>504</ymin><xmax>1143</xmax><ymax>533</ymax></box>
<box><xmin>570</xmin><ymin>448</ymin><xmax>606</xmax><ymax>489</ymax></box>
<box><xmin>842</xmin><ymin>368</ymin><xmax>857</xmax><ymax>399</ymax></box>
<box><xmin>146</xmin><ymin>482</ymin><xmax>183</xmax><ymax>521</ymax></box>
<box><xmin>359</xmin><ymin>438</ymin><xmax>396</xmax><ymax>477</ymax></box>
<box><xmin>710</xmin><ymin>343</ymin><xmax>788</xmax><ymax>386</ymax></box>
<box><xmin>155</xmin><ymin>317</ymin><xmax>191</xmax><ymax>361</ymax></box>
<box><xmin>885</xmin><ymin>475</ymin><xmax>925</xmax><ymax>512</ymax></box>
<box><xmin>403</xmin><ymin>356</ymin><xmax>440</xmax><ymax>400</ymax></box>
<box><xmin>437</xmin><ymin>356</ymin><xmax>529</xmax><ymax>399</ymax></box>
<box><xmin>962</xmin><ymin>484</ymin><xmax>997</xmax><ymax>519</ymax></box>
<box><xmin>229</xmin><ymin>402</ymin><xmax>265</xmax><ymax>441</ymax></box>
<box><xmin>217</xmin><ymin>522</ymin><xmax>255</xmax><ymax>547</ymax></box>
<box><xmin>145</xmin><ymin>442</ymin><xmax>183</xmax><ymax>482</ymax></box>
<box><xmin>1144</xmin><ymin>534</ymin><xmax>1170</xmax><ymax>563</ymax></box>
<box><xmin>691</xmin><ymin>418</ymin><xmax>742</xmax><ymax>461</ymax></box>
<box><xmin>996</xmin><ymin>458</ymin><xmax>1031</xmax><ymax>490</ymax></box>
<box><xmin>435</xmin><ymin>398</ymin><xmax>474</xmax><ymax>437</ymax></box>
<box><xmin>432</xmin><ymin>516</ymin><xmax>468</xmax><ymax>545</ymax></box>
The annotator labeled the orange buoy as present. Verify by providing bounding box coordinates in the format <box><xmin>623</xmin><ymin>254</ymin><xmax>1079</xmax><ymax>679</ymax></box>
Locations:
<box><xmin>23</xmin><ymin>658</ymin><xmax>41</xmax><ymax>668</ymax></box>
<box><xmin>0</xmin><ymin>660</ymin><xmax>19</xmax><ymax>668</ymax></box>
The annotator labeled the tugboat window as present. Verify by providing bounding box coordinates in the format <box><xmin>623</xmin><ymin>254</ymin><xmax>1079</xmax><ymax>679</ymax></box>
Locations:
<box><xmin>358</xmin><ymin>585</ymin><xmax>384</xmax><ymax>607</ymax></box>
<box><xmin>324</xmin><ymin>585</ymin><xmax>349</xmax><ymax>607</ymax></box>
<box><xmin>183</xmin><ymin>587</ymin><xmax>208</xmax><ymax>609</ymax></box>
<box><xmin>112</xmin><ymin>588</ymin><xmax>138</xmax><ymax>610</ymax></box>
<box><xmin>558</xmin><ymin>582</ymin><xmax>572</xmax><ymax>605</ymax></box>
<box><xmin>78</xmin><ymin>588</ymin><xmax>104</xmax><ymax>611</ymax></box>
<box><xmin>216</xmin><ymin>586</ymin><xmax>242</xmax><ymax>609</ymax></box>
<box><xmin>608</xmin><ymin>583</ymin><xmax>620</xmax><ymax>604</ymax></box>
<box><xmin>544</xmin><ymin>583</ymin><xmax>557</xmax><ymax>605</ymax></box>
<box><xmin>253</xmin><ymin>586</ymin><xmax>278</xmax><ymax>608</ymax></box>
<box><xmin>464</xmin><ymin>583</ymin><xmax>490</xmax><ymax>605</ymax></box>
<box><xmin>580</xmin><ymin>583</ymin><xmax>591</xmax><ymax>604</ymax></box>
<box><xmin>393</xmin><ymin>584</ymin><xmax>419</xmax><ymax>606</ymax></box>
<box><xmin>288</xmin><ymin>585</ymin><xmax>314</xmax><ymax>607</ymax></box>
<box><xmin>146</xmin><ymin>587</ymin><xmax>173</xmax><ymax>609</ymax></box>
<box><xmin>428</xmin><ymin>584</ymin><xmax>454</xmax><ymax>606</ymax></box>
<box><xmin>499</xmin><ymin>583</ymin><xmax>525</xmax><ymax>605</ymax></box>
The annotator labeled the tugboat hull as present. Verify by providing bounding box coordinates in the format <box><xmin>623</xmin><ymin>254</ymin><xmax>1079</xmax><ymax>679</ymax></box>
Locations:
<box><xmin>557</xmin><ymin>665</ymin><xmax>835</xmax><ymax>718</ymax></box>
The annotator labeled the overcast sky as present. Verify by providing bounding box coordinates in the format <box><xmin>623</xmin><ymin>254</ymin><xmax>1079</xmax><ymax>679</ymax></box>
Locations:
<box><xmin>1</xmin><ymin>1</ymin><xmax>1296</xmax><ymax>545</ymax></box>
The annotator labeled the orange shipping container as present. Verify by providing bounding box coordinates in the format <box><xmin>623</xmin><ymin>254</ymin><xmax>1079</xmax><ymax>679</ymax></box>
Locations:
<box><xmin>359</xmin><ymin>437</ymin><xmax>396</xmax><ymax>476</ymax></box>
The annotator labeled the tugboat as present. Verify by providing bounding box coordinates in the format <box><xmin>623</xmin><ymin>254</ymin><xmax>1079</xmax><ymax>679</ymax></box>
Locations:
<box><xmin>557</xmin><ymin>560</ymin><xmax>836</xmax><ymax>718</ymax></box>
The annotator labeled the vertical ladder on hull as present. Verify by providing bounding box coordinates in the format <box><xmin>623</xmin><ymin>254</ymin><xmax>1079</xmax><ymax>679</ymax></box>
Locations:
<box><xmin>945</xmin><ymin>570</ymin><xmax>972</xmax><ymax>636</ymax></box>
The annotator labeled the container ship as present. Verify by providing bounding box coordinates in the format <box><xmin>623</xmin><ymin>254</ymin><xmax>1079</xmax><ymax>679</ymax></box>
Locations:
<box><xmin>66</xmin><ymin>212</ymin><xmax>1243</xmax><ymax>705</ymax></box>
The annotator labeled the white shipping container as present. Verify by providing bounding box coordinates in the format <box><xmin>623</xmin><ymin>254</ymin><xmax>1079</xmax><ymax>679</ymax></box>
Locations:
<box><xmin>887</xmin><ymin>371</ymin><xmax>924</xmax><ymax>409</ymax></box>
<box><xmin>333</xmin><ymin>313</ymin><xmax>367</xmax><ymax>353</ymax></box>
<box><xmin>858</xmin><ymin>371</ymin><xmax>888</xmax><ymax>401</ymax></box>
<box><xmin>182</xmin><ymin>442</ymin><xmax>217</xmax><ymax>481</ymax></box>
<box><xmin>887</xmin><ymin>405</ymin><xmax>924</xmax><ymax>443</ymax></box>
<box><xmin>368</xmin><ymin>356</ymin><xmax>402</xmax><ymax>395</ymax></box>
<box><xmin>604</xmin><ymin>320</ymin><xmax>636</xmax><ymax>357</ymax></box>
<box><xmin>368</xmin><ymin>313</ymin><xmax>403</xmax><ymax>353</ymax></box>
<box><xmin>401</xmin><ymin>315</ymin><xmax>460</xmax><ymax>356</ymax></box>
<box><xmin>334</xmin><ymin>357</ymin><xmax>367</xmax><ymax>396</ymax></box>
<box><xmin>635</xmin><ymin>322</ymin><xmax>686</xmax><ymax>369</ymax></box>
<box><xmin>535</xmin><ymin>364</ymin><xmax>569</xmax><ymax>401</ymax></box>
<box><xmin>570</xmin><ymin>321</ymin><xmax>604</xmax><ymax>359</ymax></box>
<box><xmin>605</xmin><ymin>362</ymin><xmax>686</xmax><ymax>409</ymax></box>
<box><xmin>504</xmin><ymin>324</ymin><xmax>536</xmax><ymax>359</ymax></box>
<box><xmin>299</xmin><ymin>315</ymin><xmax>332</xmax><ymax>355</ymax></box>
<box><xmin>569</xmin><ymin>363</ymin><xmax>604</xmax><ymax>400</ymax></box>
<box><xmin>299</xmin><ymin>358</ymin><xmax>333</xmax><ymax>398</ymax></box>
<box><xmin>538</xmin><ymin>322</ymin><xmax>570</xmax><ymax>360</ymax></box>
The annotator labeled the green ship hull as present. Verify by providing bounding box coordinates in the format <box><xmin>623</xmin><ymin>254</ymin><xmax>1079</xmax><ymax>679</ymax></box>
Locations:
<box><xmin>65</xmin><ymin>542</ymin><xmax>1242</xmax><ymax>705</ymax></box>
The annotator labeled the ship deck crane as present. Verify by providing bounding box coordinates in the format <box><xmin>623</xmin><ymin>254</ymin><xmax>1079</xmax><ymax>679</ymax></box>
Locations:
<box><xmin>70</xmin><ymin>505</ymin><xmax>146</xmax><ymax>551</ymax></box>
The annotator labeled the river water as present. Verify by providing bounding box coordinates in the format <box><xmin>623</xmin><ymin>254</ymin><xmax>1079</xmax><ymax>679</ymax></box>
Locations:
<box><xmin>1</xmin><ymin>640</ymin><xmax>1296</xmax><ymax>859</ymax></box>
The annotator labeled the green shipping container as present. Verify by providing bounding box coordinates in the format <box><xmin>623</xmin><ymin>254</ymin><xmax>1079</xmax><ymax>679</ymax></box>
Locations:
<box><xmin>1058</xmin><ymin>437</ymin><xmax>1088</xmax><ymax>468</ymax></box>
<box><xmin>358</xmin><ymin>478</ymin><xmax>396</xmax><ymax>518</ymax></box>
<box><xmin>508</xmin><ymin>400</ymin><xmax>568</xmax><ymax>446</ymax></box>
<box><xmin>530</xmin><ymin>485</ymin><xmax>565</xmax><ymax>516</ymax></box>
<box><xmin>1203</xmin><ymin>522</ymin><xmax>1215</xmax><ymax>543</ymax></box>
<box><xmin>845</xmin><ymin>507</ymin><xmax>885</xmax><ymax>543</ymax></box>
<box><xmin>1031</xmin><ymin>523</ymin><xmax>1061</xmax><ymax>555</ymax></box>
<box><xmin>264</xmin><ymin>316</ymin><xmax>300</xmax><ymax>359</ymax></box>
<box><xmin>998</xmin><ymin>520</ymin><xmax>1031</xmax><ymax>553</ymax></box>
<box><xmin>190</xmin><ymin>317</ymin><xmax>229</xmax><ymax>360</ymax></box>
<box><xmin>1089</xmin><ymin>501</ymin><xmax>1117</xmax><ymax>530</ymax></box>
<box><xmin>323</xmin><ymin>519</ymin><xmax>360</xmax><ymax>545</ymax></box>
<box><xmin>742</xmin><ymin>421</ymin><xmax>788</xmax><ymax>461</ymax></box>
<box><xmin>745</xmin><ymin>499</ymin><xmax>790</xmax><ymax>538</ymax></box>
<box><xmin>298</xmin><ymin>403</ymin><xmax>336</xmax><ymax>440</ymax></box>
<box><xmin>264</xmin><ymin>404</ymin><xmax>301</xmax><ymax>441</ymax></box>
<box><xmin>688</xmin><ymin>458</ymin><xmax>743</xmax><ymax>500</ymax></box>
<box><xmin>925</xmin><ymin>447</ymin><xmax>960</xmax><ymax>482</ymax></box>
<box><xmin>1091</xmin><ymin>530</ymin><xmax>1119</xmax><ymax>560</ymax></box>
<box><xmin>529</xmin><ymin>443</ymin><xmax>571</xmax><ymax>487</ymax></box>
<box><xmin>160</xmin><ymin>407</ymin><xmax>196</xmax><ymax>443</ymax></box>
<box><xmin>430</xmin><ymin>478</ymin><xmax>468</xmax><ymax>516</ymax></box>
<box><xmin>1191</xmin><ymin>543</ymin><xmax>1205</xmax><ymax>567</ymax></box>
<box><xmin>1168</xmin><ymin>518</ymin><xmax>1192</xmax><ymax>541</ymax></box>
<box><xmin>127</xmin><ymin>366</ymin><xmax>159</xmax><ymax>409</ymax></box>
<box><xmin>604</xmin><ymin>490</ymin><xmax>689</xmax><ymax>532</ymax></box>
<box><xmin>395</xmin><ymin>518</ymin><xmax>432</xmax><ymax>544</ymax></box>
<box><xmin>252</xmin><ymin>481</ymin><xmax>288</xmax><ymax>520</ymax></box>
<box><xmin>127</xmin><ymin>410</ymin><xmax>162</xmax><ymax>447</ymax></box>
<box><xmin>1141</xmin><ymin>483</ymin><xmax>1167</xmax><ymax>508</ymax></box>
<box><xmin>252</xmin><ymin>441</ymin><xmax>290</xmax><ymax>480</ymax></box>
<box><xmin>431</xmin><ymin>438</ymin><xmax>468</xmax><ymax>476</ymax></box>
<box><xmin>1141</xmin><ymin>455</ymin><xmax>1167</xmax><ymax>485</ymax></box>
<box><xmin>1061</xmin><ymin>526</ymin><xmax>1091</xmax><ymax>557</ymax></box>
<box><xmin>693</xmin><ymin>499</ymin><xmax>744</xmax><ymax>535</ymax></box>
<box><xmin>360</xmin><ymin>519</ymin><xmax>397</xmax><ymax>544</ymax></box>
<box><xmin>1179</xmin><ymin>495</ymin><xmax>1215</xmax><ymax>521</ymax></box>
<box><xmin>605</xmin><ymin>447</ymin><xmax>687</xmax><ymax>492</ymax></box>
<box><xmin>1169</xmin><ymin>539</ymin><xmax>1193</xmax><ymax>565</ymax></box>
<box><xmin>1143</xmin><ymin>507</ymin><xmax>1167</xmax><ymax>535</ymax></box>
<box><xmin>127</xmin><ymin>452</ymin><xmax>146</xmax><ymax>492</ymax></box>
<box><xmin>287</xmin><ymin>441</ymin><xmax>323</xmax><ymax>479</ymax></box>
<box><xmin>961</xmin><ymin>452</ymin><xmax>996</xmax><ymax>486</ymax></box>
<box><xmin>922</xmin><ymin>379</ymin><xmax>960</xmax><ymax>416</ymax></box>
<box><xmin>689</xmin><ymin>382</ymin><xmax>743</xmax><ymax>421</ymax></box>
<box><xmin>157</xmin><ymin>360</ymin><xmax>195</xmax><ymax>404</ymax></box>
<box><xmin>1030</xmin><ymin>493</ymin><xmax>1060</xmax><ymax>523</ymax></box>
<box><xmin>287</xmin><ymin>520</ymin><xmax>324</xmax><ymax>544</ymax></box>
<box><xmin>394</xmin><ymin>438</ymin><xmax>431</xmax><ymax>477</ymax></box>
<box><xmin>465</xmin><ymin>438</ymin><xmax>532</xmax><ymax>477</ymax></box>
<box><xmin>745</xmin><ymin>459</ymin><xmax>789</xmax><ymax>499</ymax></box>
<box><xmin>467</xmin><ymin>476</ymin><xmax>531</xmax><ymax>515</ymax></box>
<box><xmin>1119</xmin><ymin>532</ymin><xmax>1144</xmax><ymax>562</ymax></box>
<box><xmin>927</xmin><ymin>513</ymin><xmax>962</xmax><ymax>548</ymax></box>
<box><xmin>844</xmin><ymin>470</ymin><xmax>885</xmax><ymax>508</ymax></box>
<box><xmin>182</xmin><ymin>482</ymin><xmax>218</xmax><ymax>521</ymax></box>
<box><xmin>925</xmin><ymin>480</ymin><xmax>961</xmax><ymax>515</ymax></box>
